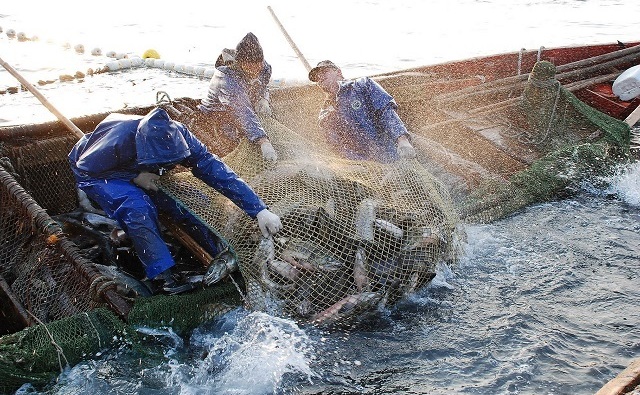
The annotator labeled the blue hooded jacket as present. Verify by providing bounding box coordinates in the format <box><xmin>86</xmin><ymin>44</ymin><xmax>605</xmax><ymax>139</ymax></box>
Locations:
<box><xmin>198</xmin><ymin>62</ymin><xmax>272</xmax><ymax>142</ymax></box>
<box><xmin>69</xmin><ymin>107</ymin><xmax>267</xmax><ymax>218</ymax></box>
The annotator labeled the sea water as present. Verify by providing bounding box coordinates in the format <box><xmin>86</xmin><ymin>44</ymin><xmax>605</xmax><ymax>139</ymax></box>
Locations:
<box><xmin>2</xmin><ymin>1</ymin><xmax>640</xmax><ymax>394</ymax></box>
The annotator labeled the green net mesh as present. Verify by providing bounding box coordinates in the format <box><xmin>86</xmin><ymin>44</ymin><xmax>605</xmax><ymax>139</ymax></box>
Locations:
<box><xmin>457</xmin><ymin>61</ymin><xmax>631</xmax><ymax>223</ymax></box>
<box><xmin>127</xmin><ymin>282</ymin><xmax>242</xmax><ymax>334</ymax></box>
<box><xmin>0</xmin><ymin>308</ymin><xmax>130</xmax><ymax>394</ymax></box>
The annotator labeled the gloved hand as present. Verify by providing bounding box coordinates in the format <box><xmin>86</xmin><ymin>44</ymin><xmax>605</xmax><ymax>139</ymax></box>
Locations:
<box><xmin>256</xmin><ymin>208</ymin><xmax>282</xmax><ymax>237</ymax></box>
<box><xmin>255</xmin><ymin>98</ymin><xmax>273</xmax><ymax>117</ymax></box>
<box><xmin>397</xmin><ymin>136</ymin><xmax>417</xmax><ymax>159</ymax></box>
<box><xmin>260</xmin><ymin>139</ymin><xmax>278</xmax><ymax>162</ymax></box>
<box><xmin>133</xmin><ymin>171</ymin><xmax>160</xmax><ymax>191</ymax></box>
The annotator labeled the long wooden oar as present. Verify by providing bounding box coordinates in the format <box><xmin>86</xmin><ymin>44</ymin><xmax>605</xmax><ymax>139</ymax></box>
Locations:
<box><xmin>267</xmin><ymin>6</ymin><xmax>312</xmax><ymax>73</ymax></box>
<box><xmin>0</xmin><ymin>56</ymin><xmax>84</xmax><ymax>138</ymax></box>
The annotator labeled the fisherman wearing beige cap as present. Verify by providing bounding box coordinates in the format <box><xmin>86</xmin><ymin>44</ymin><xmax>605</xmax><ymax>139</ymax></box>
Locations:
<box><xmin>309</xmin><ymin>60</ymin><xmax>416</xmax><ymax>163</ymax></box>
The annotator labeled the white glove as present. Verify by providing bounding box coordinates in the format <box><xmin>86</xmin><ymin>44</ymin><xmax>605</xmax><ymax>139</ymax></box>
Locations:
<box><xmin>133</xmin><ymin>172</ymin><xmax>160</xmax><ymax>191</ymax></box>
<box><xmin>260</xmin><ymin>139</ymin><xmax>278</xmax><ymax>162</ymax></box>
<box><xmin>255</xmin><ymin>98</ymin><xmax>273</xmax><ymax>117</ymax></box>
<box><xmin>397</xmin><ymin>136</ymin><xmax>417</xmax><ymax>159</ymax></box>
<box><xmin>256</xmin><ymin>208</ymin><xmax>282</xmax><ymax>237</ymax></box>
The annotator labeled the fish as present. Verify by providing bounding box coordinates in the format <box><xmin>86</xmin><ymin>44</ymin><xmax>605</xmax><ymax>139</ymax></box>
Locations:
<box><xmin>374</xmin><ymin>218</ymin><xmax>404</xmax><ymax>239</ymax></box>
<box><xmin>82</xmin><ymin>213</ymin><xmax>119</xmax><ymax>228</ymax></box>
<box><xmin>203</xmin><ymin>249</ymin><xmax>238</xmax><ymax>286</ymax></box>
<box><xmin>281</xmin><ymin>249</ymin><xmax>316</xmax><ymax>271</ymax></box>
<box><xmin>268</xmin><ymin>259</ymin><xmax>300</xmax><ymax>282</ymax></box>
<box><xmin>353</xmin><ymin>247</ymin><xmax>370</xmax><ymax>292</ymax></box>
<box><xmin>311</xmin><ymin>291</ymin><xmax>382</xmax><ymax>326</ymax></box>
<box><xmin>77</xmin><ymin>188</ymin><xmax>106</xmax><ymax>215</ymax></box>
<box><xmin>254</xmin><ymin>237</ymin><xmax>295</xmax><ymax>291</ymax></box>
<box><xmin>93</xmin><ymin>263</ymin><xmax>153</xmax><ymax>297</ymax></box>
<box><xmin>354</xmin><ymin>198</ymin><xmax>377</xmax><ymax>242</ymax></box>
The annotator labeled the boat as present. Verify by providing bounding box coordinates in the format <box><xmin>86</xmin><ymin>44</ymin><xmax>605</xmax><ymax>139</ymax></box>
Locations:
<box><xmin>0</xmin><ymin>40</ymin><xmax>639</xmax><ymax>393</ymax></box>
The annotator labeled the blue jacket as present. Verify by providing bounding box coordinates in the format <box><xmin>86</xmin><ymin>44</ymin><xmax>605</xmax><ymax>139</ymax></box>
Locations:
<box><xmin>318</xmin><ymin>77</ymin><xmax>408</xmax><ymax>163</ymax></box>
<box><xmin>68</xmin><ymin>107</ymin><xmax>267</xmax><ymax>218</ymax></box>
<box><xmin>198</xmin><ymin>62</ymin><xmax>272</xmax><ymax>142</ymax></box>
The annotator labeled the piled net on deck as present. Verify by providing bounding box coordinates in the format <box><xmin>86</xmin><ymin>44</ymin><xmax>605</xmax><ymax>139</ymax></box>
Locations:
<box><xmin>458</xmin><ymin>61</ymin><xmax>632</xmax><ymax>223</ymax></box>
<box><xmin>0</xmin><ymin>138</ymin><xmax>242</xmax><ymax>393</ymax></box>
<box><xmin>159</xmin><ymin>116</ymin><xmax>460</xmax><ymax>326</ymax></box>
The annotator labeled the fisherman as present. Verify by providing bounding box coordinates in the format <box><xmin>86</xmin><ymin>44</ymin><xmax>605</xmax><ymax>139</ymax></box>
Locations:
<box><xmin>308</xmin><ymin>60</ymin><xmax>417</xmax><ymax>163</ymax></box>
<box><xmin>68</xmin><ymin>107</ymin><xmax>282</xmax><ymax>294</ymax></box>
<box><xmin>194</xmin><ymin>32</ymin><xmax>277</xmax><ymax>160</ymax></box>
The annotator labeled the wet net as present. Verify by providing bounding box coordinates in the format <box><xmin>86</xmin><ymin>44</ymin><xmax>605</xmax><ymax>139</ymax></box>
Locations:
<box><xmin>0</xmin><ymin>137</ymin><xmax>245</xmax><ymax>393</ymax></box>
<box><xmin>455</xmin><ymin>61</ymin><xmax>632</xmax><ymax>223</ymax></box>
<box><xmin>159</xmin><ymin>115</ymin><xmax>460</xmax><ymax>326</ymax></box>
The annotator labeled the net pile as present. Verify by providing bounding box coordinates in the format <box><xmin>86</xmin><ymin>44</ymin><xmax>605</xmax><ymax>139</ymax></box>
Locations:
<box><xmin>0</xmin><ymin>134</ymin><xmax>244</xmax><ymax>393</ymax></box>
<box><xmin>457</xmin><ymin>61</ymin><xmax>632</xmax><ymax>223</ymax></box>
<box><xmin>159</xmin><ymin>116</ymin><xmax>460</xmax><ymax>326</ymax></box>
<box><xmin>0</xmin><ymin>151</ymin><xmax>98</xmax><ymax>327</ymax></box>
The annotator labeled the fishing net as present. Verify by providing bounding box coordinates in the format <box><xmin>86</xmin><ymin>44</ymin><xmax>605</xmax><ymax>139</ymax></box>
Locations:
<box><xmin>159</xmin><ymin>116</ymin><xmax>460</xmax><ymax>326</ymax></box>
<box><xmin>0</xmin><ymin>308</ymin><xmax>129</xmax><ymax>394</ymax></box>
<box><xmin>0</xmin><ymin>55</ymin><xmax>631</xmax><ymax>391</ymax></box>
<box><xmin>0</xmin><ymin>141</ymin><xmax>246</xmax><ymax>393</ymax></box>
<box><xmin>454</xmin><ymin>61</ymin><xmax>631</xmax><ymax>223</ymax></box>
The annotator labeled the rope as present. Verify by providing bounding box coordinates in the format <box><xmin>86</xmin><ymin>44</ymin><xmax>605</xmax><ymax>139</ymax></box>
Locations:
<box><xmin>517</xmin><ymin>48</ymin><xmax>526</xmax><ymax>76</ymax></box>
<box><xmin>528</xmin><ymin>76</ymin><xmax>557</xmax><ymax>89</ymax></box>
<box><xmin>25</xmin><ymin>310</ymin><xmax>69</xmax><ymax>373</ymax></box>
<box><xmin>156</xmin><ymin>91</ymin><xmax>173</xmax><ymax>106</ymax></box>
<box><xmin>538</xmin><ymin>80</ymin><xmax>563</xmax><ymax>144</ymax></box>
<box><xmin>89</xmin><ymin>275</ymin><xmax>116</xmax><ymax>303</ymax></box>
<box><xmin>537</xmin><ymin>46</ymin><xmax>545</xmax><ymax>62</ymax></box>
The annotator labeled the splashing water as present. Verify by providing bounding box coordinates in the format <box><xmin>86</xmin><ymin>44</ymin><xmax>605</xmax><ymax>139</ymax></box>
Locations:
<box><xmin>183</xmin><ymin>310</ymin><xmax>316</xmax><ymax>394</ymax></box>
<box><xmin>606</xmin><ymin>161</ymin><xmax>640</xmax><ymax>207</ymax></box>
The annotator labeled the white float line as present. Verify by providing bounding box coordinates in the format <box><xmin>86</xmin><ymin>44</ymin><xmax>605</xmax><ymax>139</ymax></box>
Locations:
<box><xmin>0</xmin><ymin>57</ymin><xmax>217</xmax><ymax>95</ymax></box>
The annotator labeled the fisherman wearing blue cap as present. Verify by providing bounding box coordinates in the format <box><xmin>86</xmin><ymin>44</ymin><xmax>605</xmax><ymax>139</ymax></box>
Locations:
<box><xmin>197</xmin><ymin>32</ymin><xmax>277</xmax><ymax>161</ymax></box>
<box><xmin>68</xmin><ymin>107</ymin><xmax>282</xmax><ymax>294</ymax></box>
<box><xmin>308</xmin><ymin>60</ymin><xmax>416</xmax><ymax>163</ymax></box>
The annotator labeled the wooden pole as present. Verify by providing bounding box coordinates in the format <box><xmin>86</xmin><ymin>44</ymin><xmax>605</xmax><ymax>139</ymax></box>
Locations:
<box><xmin>0</xmin><ymin>56</ymin><xmax>84</xmax><ymax>138</ymax></box>
<box><xmin>267</xmin><ymin>6</ymin><xmax>312</xmax><ymax>72</ymax></box>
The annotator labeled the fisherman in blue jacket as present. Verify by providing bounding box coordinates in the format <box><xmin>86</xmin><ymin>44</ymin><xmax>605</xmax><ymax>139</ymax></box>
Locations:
<box><xmin>68</xmin><ymin>107</ymin><xmax>282</xmax><ymax>294</ymax></box>
<box><xmin>308</xmin><ymin>60</ymin><xmax>417</xmax><ymax>163</ymax></box>
<box><xmin>196</xmin><ymin>32</ymin><xmax>277</xmax><ymax>160</ymax></box>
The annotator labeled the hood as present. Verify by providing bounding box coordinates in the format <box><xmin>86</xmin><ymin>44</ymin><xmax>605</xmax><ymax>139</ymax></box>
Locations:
<box><xmin>135</xmin><ymin>107</ymin><xmax>191</xmax><ymax>166</ymax></box>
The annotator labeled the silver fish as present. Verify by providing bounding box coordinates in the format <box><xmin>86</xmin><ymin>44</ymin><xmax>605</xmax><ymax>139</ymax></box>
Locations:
<box><xmin>93</xmin><ymin>263</ymin><xmax>153</xmax><ymax>297</ymax></box>
<box><xmin>255</xmin><ymin>237</ymin><xmax>294</xmax><ymax>291</ymax></box>
<box><xmin>311</xmin><ymin>291</ymin><xmax>382</xmax><ymax>326</ymax></box>
<box><xmin>354</xmin><ymin>198</ymin><xmax>377</xmax><ymax>242</ymax></box>
<box><xmin>354</xmin><ymin>247</ymin><xmax>370</xmax><ymax>292</ymax></box>
<box><xmin>82</xmin><ymin>212</ymin><xmax>119</xmax><ymax>228</ymax></box>
<box><xmin>268</xmin><ymin>259</ymin><xmax>300</xmax><ymax>282</ymax></box>
<box><xmin>374</xmin><ymin>218</ymin><xmax>404</xmax><ymax>239</ymax></box>
<box><xmin>203</xmin><ymin>249</ymin><xmax>238</xmax><ymax>286</ymax></box>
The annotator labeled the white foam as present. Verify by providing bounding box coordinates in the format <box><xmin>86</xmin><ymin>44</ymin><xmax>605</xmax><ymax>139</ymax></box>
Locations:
<box><xmin>185</xmin><ymin>311</ymin><xmax>316</xmax><ymax>394</ymax></box>
<box><xmin>606</xmin><ymin>161</ymin><xmax>640</xmax><ymax>207</ymax></box>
